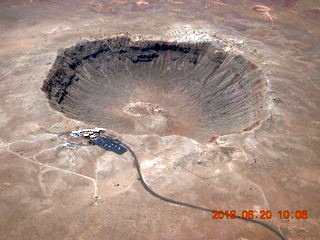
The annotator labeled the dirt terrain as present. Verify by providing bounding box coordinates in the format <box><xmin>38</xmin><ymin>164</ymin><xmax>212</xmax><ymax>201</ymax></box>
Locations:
<box><xmin>0</xmin><ymin>1</ymin><xmax>319</xmax><ymax>240</ymax></box>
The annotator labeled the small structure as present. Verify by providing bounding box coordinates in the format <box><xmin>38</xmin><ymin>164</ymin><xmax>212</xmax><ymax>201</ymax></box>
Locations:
<box><xmin>69</xmin><ymin>127</ymin><xmax>127</xmax><ymax>155</ymax></box>
<box><xmin>71</xmin><ymin>127</ymin><xmax>106</xmax><ymax>139</ymax></box>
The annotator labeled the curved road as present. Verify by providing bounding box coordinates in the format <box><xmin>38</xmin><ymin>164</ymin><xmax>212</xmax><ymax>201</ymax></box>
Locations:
<box><xmin>122</xmin><ymin>143</ymin><xmax>286</xmax><ymax>240</ymax></box>
<box><xmin>57</xmin><ymin>131</ymin><xmax>285</xmax><ymax>240</ymax></box>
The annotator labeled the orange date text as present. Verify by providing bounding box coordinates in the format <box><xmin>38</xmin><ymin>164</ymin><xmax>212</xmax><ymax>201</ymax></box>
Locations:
<box><xmin>212</xmin><ymin>210</ymin><xmax>308</xmax><ymax>220</ymax></box>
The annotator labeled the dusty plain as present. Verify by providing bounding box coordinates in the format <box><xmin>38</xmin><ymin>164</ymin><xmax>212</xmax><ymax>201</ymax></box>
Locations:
<box><xmin>0</xmin><ymin>0</ymin><xmax>319</xmax><ymax>240</ymax></box>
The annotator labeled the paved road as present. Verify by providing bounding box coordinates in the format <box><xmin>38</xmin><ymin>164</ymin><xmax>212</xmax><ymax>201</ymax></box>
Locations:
<box><xmin>123</xmin><ymin>142</ymin><xmax>286</xmax><ymax>240</ymax></box>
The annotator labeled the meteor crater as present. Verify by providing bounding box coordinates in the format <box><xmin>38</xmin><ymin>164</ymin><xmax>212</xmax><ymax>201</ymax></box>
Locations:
<box><xmin>42</xmin><ymin>36</ymin><xmax>269</xmax><ymax>141</ymax></box>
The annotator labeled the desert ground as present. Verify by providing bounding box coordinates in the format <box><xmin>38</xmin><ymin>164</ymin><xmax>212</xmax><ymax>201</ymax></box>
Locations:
<box><xmin>0</xmin><ymin>1</ymin><xmax>319</xmax><ymax>240</ymax></box>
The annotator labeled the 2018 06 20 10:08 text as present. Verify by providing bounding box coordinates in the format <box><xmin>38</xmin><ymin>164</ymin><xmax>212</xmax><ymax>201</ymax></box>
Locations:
<box><xmin>212</xmin><ymin>210</ymin><xmax>308</xmax><ymax>220</ymax></box>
